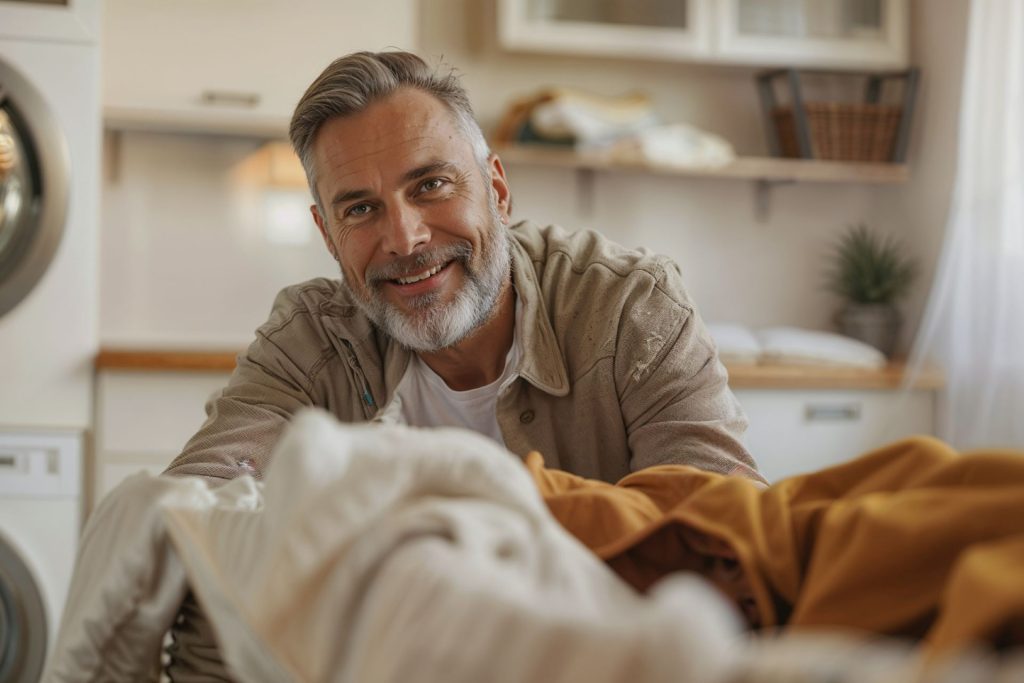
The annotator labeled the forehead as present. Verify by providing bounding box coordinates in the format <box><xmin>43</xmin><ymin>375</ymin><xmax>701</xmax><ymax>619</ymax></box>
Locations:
<box><xmin>310</xmin><ymin>88</ymin><xmax>473</xmax><ymax>193</ymax></box>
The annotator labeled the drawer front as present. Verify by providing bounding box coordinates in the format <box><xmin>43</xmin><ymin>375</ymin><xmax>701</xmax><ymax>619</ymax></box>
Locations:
<box><xmin>734</xmin><ymin>389</ymin><xmax>935</xmax><ymax>483</ymax></box>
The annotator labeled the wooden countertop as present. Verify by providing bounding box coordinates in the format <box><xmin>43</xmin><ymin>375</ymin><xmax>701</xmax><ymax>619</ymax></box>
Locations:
<box><xmin>95</xmin><ymin>348</ymin><xmax>944</xmax><ymax>390</ymax></box>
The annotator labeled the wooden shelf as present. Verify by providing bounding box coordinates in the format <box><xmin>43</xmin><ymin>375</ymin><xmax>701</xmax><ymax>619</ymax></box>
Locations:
<box><xmin>726</xmin><ymin>361</ymin><xmax>943</xmax><ymax>391</ymax></box>
<box><xmin>494</xmin><ymin>144</ymin><xmax>909</xmax><ymax>185</ymax></box>
<box><xmin>95</xmin><ymin>349</ymin><xmax>238</xmax><ymax>373</ymax></box>
<box><xmin>95</xmin><ymin>348</ymin><xmax>941</xmax><ymax>390</ymax></box>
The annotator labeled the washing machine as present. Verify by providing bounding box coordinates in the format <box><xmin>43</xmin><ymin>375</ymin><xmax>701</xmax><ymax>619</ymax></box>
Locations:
<box><xmin>0</xmin><ymin>1</ymin><xmax>100</xmax><ymax>680</ymax></box>
<box><xmin>0</xmin><ymin>429</ymin><xmax>82</xmax><ymax>682</ymax></box>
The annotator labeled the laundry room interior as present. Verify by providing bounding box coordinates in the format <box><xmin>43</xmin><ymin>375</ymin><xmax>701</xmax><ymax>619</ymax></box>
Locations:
<box><xmin>2</xmin><ymin>0</ymin><xmax>1023</xmax><ymax>680</ymax></box>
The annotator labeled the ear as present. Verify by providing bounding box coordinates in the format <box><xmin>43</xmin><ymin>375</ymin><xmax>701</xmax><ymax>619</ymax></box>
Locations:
<box><xmin>310</xmin><ymin>204</ymin><xmax>339</xmax><ymax>261</ymax></box>
<box><xmin>488</xmin><ymin>153</ymin><xmax>512</xmax><ymax>222</ymax></box>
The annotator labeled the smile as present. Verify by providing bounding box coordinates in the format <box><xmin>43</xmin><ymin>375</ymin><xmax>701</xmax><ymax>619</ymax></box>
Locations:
<box><xmin>392</xmin><ymin>261</ymin><xmax>450</xmax><ymax>285</ymax></box>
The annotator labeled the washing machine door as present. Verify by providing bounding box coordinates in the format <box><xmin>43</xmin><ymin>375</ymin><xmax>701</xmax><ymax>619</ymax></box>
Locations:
<box><xmin>0</xmin><ymin>534</ymin><xmax>47</xmax><ymax>683</ymax></box>
<box><xmin>0</xmin><ymin>54</ymin><xmax>70</xmax><ymax>318</ymax></box>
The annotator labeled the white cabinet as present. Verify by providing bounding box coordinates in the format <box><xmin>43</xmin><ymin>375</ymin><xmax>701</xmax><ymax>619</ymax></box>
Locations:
<box><xmin>498</xmin><ymin>0</ymin><xmax>713</xmax><ymax>62</ymax></box>
<box><xmin>498</xmin><ymin>0</ymin><xmax>908</xmax><ymax>69</ymax></box>
<box><xmin>735</xmin><ymin>387</ymin><xmax>935</xmax><ymax>483</ymax></box>
<box><xmin>102</xmin><ymin>0</ymin><xmax>418</xmax><ymax>135</ymax></box>
<box><xmin>0</xmin><ymin>0</ymin><xmax>99</xmax><ymax>43</ymax></box>
<box><xmin>717</xmin><ymin>0</ymin><xmax>908</xmax><ymax>69</ymax></box>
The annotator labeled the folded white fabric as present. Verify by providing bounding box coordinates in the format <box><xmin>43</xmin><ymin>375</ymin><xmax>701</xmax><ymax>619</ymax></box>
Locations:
<box><xmin>707</xmin><ymin>323</ymin><xmax>887</xmax><ymax>369</ymax></box>
<box><xmin>611</xmin><ymin>123</ymin><xmax>736</xmax><ymax>169</ymax></box>
<box><xmin>756</xmin><ymin>326</ymin><xmax>887</xmax><ymax>369</ymax></box>
<box><xmin>528</xmin><ymin>88</ymin><xmax>658</xmax><ymax>145</ymax></box>
<box><xmin>706</xmin><ymin>323</ymin><xmax>762</xmax><ymax>365</ymax></box>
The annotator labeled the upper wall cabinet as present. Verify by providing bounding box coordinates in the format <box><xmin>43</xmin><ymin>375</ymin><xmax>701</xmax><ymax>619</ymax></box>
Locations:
<box><xmin>498</xmin><ymin>0</ymin><xmax>908</xmax><ymax>70</ymax></box>
<box><xmin>102</xmin><ymin>0</ymin><xmax>418</xmax><ymax>136</ymax></box>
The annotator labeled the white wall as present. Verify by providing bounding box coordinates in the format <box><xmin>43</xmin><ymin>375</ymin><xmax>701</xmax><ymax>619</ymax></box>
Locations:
<box><xmin>875</xmin><ymin>0</ymin><xmax>970</xmax><ymax>350</ymax></box>
<box><xmin>100</xmin><ymin>0</ymin><xmax>968</xmax><ymax>351</ymax></box>
<box><xmin>101</xmin><ymin>132</ymin><xmax>335</xmax><ymax>347</ymax></box>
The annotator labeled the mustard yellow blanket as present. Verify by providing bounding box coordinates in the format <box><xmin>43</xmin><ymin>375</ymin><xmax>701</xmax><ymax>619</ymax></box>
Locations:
<box><xmin>527</xmin><ymin>436</ymin><xmax>1024</xmax><ymax>654</ymax></box>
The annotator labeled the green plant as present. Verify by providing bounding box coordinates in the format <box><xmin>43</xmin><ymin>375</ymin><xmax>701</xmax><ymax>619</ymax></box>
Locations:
<box><xmin>825</xmin><ymin>224</ymin><xmax>918</xmax><ymax>304</ymax></box>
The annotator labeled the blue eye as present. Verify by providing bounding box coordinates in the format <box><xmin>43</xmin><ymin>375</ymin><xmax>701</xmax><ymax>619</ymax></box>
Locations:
<box><xmin>420</xmin><ymin>178</ymin><xmax>445</xmax><ymax>192</ymax></box>
<box><xmin>347</xmin><ymin>203</ymin><xmax>372</xmax><ymax>217</ymax></box>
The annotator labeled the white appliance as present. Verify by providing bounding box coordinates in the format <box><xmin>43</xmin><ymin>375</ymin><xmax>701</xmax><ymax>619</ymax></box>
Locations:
<box><xmin>0</xmin><ymin>1</ymin><xmax>100</xmax><ymax>680</ymax></box>
<box><xmin>0</xmin><ymin>429</ymin><xmax>82</xmax><ymax>681</ymax></box>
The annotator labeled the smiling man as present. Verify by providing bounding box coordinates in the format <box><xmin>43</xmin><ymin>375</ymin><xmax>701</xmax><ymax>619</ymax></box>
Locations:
<box><xmin>162</xmin><ymin>51</ymin><xmax>762</xmax><ymax>678</ymax></box>
<box><xmin>166</xmin><ymin>51</ymin><xmax>761</xmax><ymax>486</ymax></box>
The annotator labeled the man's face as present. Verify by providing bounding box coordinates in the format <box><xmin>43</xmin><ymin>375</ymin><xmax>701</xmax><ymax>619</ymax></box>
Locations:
<box><xmin>309</xmin><ymin>88</ymin><xmax>512</xmax><ymax>352</ymax></box>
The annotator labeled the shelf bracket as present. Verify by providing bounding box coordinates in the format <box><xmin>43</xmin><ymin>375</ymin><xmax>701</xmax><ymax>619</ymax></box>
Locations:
<box><xmin>753</xmin><ymin>178</ymin><xmax>795</xmax><ymax>222</ymax></box>
<box><xmin>575</xmin><ymin>167</ymin><xmax>596</xmax><ymax>218</ymax></box>
<box><xmin>104</xmin><ymin>129</ymin><xmax>124</xmax><ymax>184</ymax></box>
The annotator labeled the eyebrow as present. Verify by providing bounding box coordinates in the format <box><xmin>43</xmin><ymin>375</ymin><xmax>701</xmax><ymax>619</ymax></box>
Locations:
<box><xmin>328</xmin><ymin>160</ymin><xmax>460</xmax><ymax>209</ymax></box>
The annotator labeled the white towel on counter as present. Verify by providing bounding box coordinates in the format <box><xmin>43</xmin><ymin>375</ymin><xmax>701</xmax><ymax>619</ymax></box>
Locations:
<box><xmin>707</xmin><ymin>323</ymin><xmax>887</xmax><ymax>369</ymax></box>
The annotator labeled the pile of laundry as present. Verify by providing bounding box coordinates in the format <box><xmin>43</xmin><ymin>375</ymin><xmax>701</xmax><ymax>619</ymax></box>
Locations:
<box><xmin>493</xmin><ymin>87</ymin><xmax>736</xmax><ymax>169</ymax></box>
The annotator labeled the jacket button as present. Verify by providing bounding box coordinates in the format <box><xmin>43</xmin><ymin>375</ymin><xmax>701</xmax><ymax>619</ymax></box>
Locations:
<box><xmin>519</xmin><ymin>410</ymin><xmax>535</xmax><ymax>424</ymax></box>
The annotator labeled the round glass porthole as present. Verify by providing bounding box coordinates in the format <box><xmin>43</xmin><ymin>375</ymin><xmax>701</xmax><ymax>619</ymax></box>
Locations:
<box><xmin>0</xmin><ymin>56</ymin><xmax>70</xmax><ymax>318</ymax></box>
<box><xmin>0</xmin><ymin>536</ymin><xmax>48</xmax><ymax>683</ymax></box>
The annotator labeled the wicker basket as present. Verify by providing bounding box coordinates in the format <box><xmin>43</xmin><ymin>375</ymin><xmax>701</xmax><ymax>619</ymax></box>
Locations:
<box><xmin>773</xmin><ymin>103</ymin><xmax>903</xmax><ymax>162</ymax></box>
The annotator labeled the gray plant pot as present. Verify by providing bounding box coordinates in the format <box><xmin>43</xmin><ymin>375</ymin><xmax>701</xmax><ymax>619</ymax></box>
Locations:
<box><xmin>836</xmin><ymin>303</ymin><xmax>901</xmax><ymax>357</ymax></box>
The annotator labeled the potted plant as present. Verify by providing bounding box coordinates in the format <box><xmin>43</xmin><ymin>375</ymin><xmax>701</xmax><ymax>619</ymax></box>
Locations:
<box><xmin>825</xmin><ymin>224</ymin><xmax>918</xmax><ymax>357</ymax></box>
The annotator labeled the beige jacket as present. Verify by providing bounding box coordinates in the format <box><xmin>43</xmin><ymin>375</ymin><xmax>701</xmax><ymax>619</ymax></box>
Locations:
<box><xmin>162</xmin><ymin>221</ymin><xmax>761</xmax><ymax>681</ymax></box>
<box><xmin>165</xmin><ymin>221</ymin><xmax>760</xmax><ymax>484</ymax></box>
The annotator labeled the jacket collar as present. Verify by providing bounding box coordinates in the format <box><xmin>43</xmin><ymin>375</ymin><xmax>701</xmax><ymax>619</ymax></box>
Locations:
<box><xmin>322</xmin><ymin>225</ymin><xmax>571</xmax><ymax>399</ymax></box>
<box><xmin>509</xmin><ymin>228</ymin><xmax>570</xmax><ymax>397</ymax></box>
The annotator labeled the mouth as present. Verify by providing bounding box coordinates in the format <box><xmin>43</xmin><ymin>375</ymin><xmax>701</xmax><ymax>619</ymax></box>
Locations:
<box><xmin>378</xmin><ymin>259</ymin><xmax>457</xmax><ymax>299</ymax></box>
<box><xmin>391</xmin><ymin>261</ymin><xmax>450</xmax><ymax>286</ymax></box>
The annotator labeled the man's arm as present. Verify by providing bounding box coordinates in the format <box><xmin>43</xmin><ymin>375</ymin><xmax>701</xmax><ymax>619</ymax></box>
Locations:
<box><xmin>614</xmin><ymin>260</ymin><xmax>765</xmax><ymax>484</ymax></box>
<box><xmin>164</xmin><ymin>347</ymin><xmax>314</xmax><ymax>481</ymax></box>
<box><xmin>164</xmin><ymin>280</ymin><xmax>349</xmax><ymax>481</ymax></box>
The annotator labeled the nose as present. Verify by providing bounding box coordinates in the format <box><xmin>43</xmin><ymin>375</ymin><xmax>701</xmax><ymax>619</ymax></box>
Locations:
<box><xmin>381</xmin><ymin>201</ymin><xmax>429</xmax><ymax>257</ymax></box>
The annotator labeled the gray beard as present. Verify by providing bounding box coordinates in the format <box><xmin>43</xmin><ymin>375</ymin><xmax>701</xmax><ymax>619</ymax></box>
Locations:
<box><xmin>345</xmin><ymin>212</ymin><xmax>511</xmax><ymax>353</ymax></box>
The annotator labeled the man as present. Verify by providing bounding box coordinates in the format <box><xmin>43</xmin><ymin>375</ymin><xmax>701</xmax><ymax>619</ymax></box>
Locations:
<box><xmin>163</xmin><ymin>50</ymin><xmax>762</xmax><ymax>679</ymax></box>
<box><xmin>166</xmin><ymin>50</ymin><xmax>759</xmax><ymax>485</ymax></box>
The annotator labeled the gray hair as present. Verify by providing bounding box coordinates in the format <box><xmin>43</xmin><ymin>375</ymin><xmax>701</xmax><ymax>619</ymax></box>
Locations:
<box><xmin>288</xmin><ymin>51</ymin><xmax>491</xmax><ymax>213</ymax></box>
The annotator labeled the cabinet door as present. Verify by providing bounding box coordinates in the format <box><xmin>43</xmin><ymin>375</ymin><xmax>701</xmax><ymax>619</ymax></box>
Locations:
<box><xmin>734</xmin><ymin>388</ymin><xmax>934</xmax><ymax>483</ymax></box>
<box><xmin>498</xmin><ymin>0</ymin><xmax>712</xmax><ymax>62</ymax></box>
<box><xmin>715</xmin><ymin>0</ymin><xmax>908</xmax><ymax>69</ymax></box>
<box><xmin>102</xmin><ymin>0</ymin><xmax>418</xmax><ymax>135</ymax></box>
<box><xmin>0</xmin><ymin>0</ymin><xmax>99</xmax><ymax>43</ymax></box>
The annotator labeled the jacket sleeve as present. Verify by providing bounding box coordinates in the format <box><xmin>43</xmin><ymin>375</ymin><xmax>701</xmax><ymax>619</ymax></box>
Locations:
<box><xmin>162</xmin><ymin>334</ymin><xmax>317</xmax><ymax>482</ymax></box>
<box><xmin>614</xmin><ymin>260</ymin><xmax>766</xmax><ymax>484</ymax></box>
<box><xmin>161</xmin><ymin>282</ymin><xmax>349</xmax><ymax>482</ymax></box>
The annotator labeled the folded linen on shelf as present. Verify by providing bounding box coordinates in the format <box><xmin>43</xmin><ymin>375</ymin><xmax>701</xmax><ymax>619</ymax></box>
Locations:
<box><xmin>707</xmin><ymin>323</ymin><xmax>887</xmax><ymax>368</ymax></box>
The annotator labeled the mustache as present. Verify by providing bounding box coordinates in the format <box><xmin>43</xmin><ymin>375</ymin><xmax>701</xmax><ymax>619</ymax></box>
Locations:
<box><xmin>365</xmin><ymin>243</ymin><xmax>473</xmax><ymax>286</ymax></box>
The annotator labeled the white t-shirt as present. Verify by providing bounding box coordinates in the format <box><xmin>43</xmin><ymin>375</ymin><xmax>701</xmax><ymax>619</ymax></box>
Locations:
<box><xmin>393</xmin><ymin>338</ymin><xmax>521</xmax><ymax>446</ymax></box>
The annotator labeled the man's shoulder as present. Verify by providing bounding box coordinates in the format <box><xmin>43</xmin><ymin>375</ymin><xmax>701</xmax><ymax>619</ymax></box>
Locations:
<box><xmin>509</xmin><ymin>220</ymin><xmax>685</xmax><ymax>300</ymax></box>
<box><xmin>257</xmin><ymin>277</ymin><xmax>367</xmax><ymax>342</ymax></box>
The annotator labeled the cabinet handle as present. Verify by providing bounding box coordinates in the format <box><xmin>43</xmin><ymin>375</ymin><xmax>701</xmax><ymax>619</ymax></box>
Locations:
<box><xmin>200</xmin><ymin>90</ymin><xmax>261</xmax><ymax>108</ymax></box>
<box><xmin>805</xmin><ymin>403</ymin><xmax>861</xmax><ymax>421</ymax></box>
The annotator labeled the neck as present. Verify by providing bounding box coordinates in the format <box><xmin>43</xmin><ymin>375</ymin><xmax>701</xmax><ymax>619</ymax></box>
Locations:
<box><xmin>418</xmin><ymin>283</ymin><xmax>516</xmax><ymax>391</ymax></box>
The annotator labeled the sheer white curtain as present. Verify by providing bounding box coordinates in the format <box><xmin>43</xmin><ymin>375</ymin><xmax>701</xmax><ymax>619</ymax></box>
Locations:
<box><xmin>908</xmin><ymin>0</ymin><xmax>1024</xmax><ymax>448</ymax></box>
